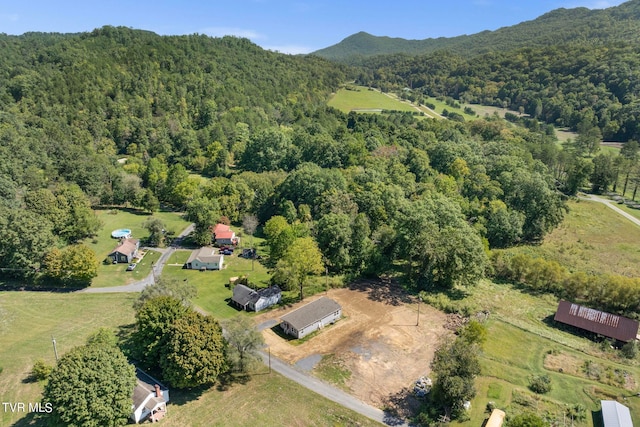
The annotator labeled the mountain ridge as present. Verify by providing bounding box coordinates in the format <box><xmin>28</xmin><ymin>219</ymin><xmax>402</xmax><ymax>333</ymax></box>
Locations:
<box><xmin>312</xmin><ymin>0</ymin><xmax>640</xmax><ymax>62</ymax></box>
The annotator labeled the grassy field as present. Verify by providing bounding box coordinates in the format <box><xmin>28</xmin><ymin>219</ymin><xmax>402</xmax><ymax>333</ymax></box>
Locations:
<box><xmin>0</xmin><ymin>291</ymin><xmax>383</xmax><ymax>426</ymax></box>
<box><xmin>449</xmin><ymin>197</ymin><xmax>640</xmax><ymax>425</ymax></box>
<box><xmin>0</xmin><ymin>291</ymin><xmax>138</xmax><ymax>426</ymax></box>
<box><xmin>161</xmin><ymin>370</ymin><xmax>381</xmax><ymax>427</ymax></box>
<box><xmin>441</xmin><ymin>277</ymin><xmax>640</xmax><ymax>426</ymax></box>
<box><xmin>86</xmin><ymin>208</ymin><xmax>190</xmax><ymax>287</ymax></box>
<box><xmin>500</xmin><ymin>199</ymin><xmax>640</xmax><ymax>277</ymax></box>
<box><xmin>328</xmin><ymin>86</ymin><xmax>420</xmax><ymax>114</ymax></box>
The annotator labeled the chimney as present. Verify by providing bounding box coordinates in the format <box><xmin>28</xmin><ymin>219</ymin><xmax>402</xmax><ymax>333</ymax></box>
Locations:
<box><xmin>154</xmin><ymin>384</ymin><xmax>162</xmax><ymax>398</ymax></box>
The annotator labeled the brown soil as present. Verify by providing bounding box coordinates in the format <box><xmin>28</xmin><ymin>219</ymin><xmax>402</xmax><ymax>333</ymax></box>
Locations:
<box><xmin>254</xmin><ymin>279</ymin><xmax>452</xmax><ymax>409</ymax></box>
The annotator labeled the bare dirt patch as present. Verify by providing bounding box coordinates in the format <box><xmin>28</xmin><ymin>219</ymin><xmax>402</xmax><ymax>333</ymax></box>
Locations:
<box><xmin>254</xmin><ymin>279</ymin><xmax>452</xmax><ymax>410</ymax></box>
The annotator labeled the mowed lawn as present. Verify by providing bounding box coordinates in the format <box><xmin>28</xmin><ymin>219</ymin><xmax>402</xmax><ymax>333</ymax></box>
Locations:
<box><xmin>162</xmin><ymin>372</ymin><xmax>382</xmax><ymax>427</ymax></box>
<box><xmin>0</xmin><ymin>291</ymin><xmax>138</xmax><ymax>426</ymax></box>
<box><xmin>500</xmin><ymin>199</ymin><xmax>640</xmax><ymax>277</ymax></box>
<box><xmin>328</xmin><ymin>86</ymin><xmax>417</xmax><ymax>113</ymax></box>
<box><xmin>0</xmin><ymin>291</ymin><xmax>383</xmax><ymax>426</ymax></box>
<box><xmin>86</xmin><ymin>208</ymin><xmax>190</xmax><ymax>288</ymax></box>
<box><xmin>162</xmin><ymin>249</ymin><xmax>272</xmax><ymax>319</ymax></box>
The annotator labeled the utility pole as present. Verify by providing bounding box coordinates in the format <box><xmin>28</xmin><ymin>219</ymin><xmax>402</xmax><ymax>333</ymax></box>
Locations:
<box><xmin>416</xmin><ymin>295</ymin><xmax>422</xmax><ymax>326</ymax></box>
<box><xmin>325</xmin><ymin>264</ymin><xmax>328</xmax><ymax>295</ymax></box>
<box><xmin>268</xmin><ymin>347</ymin><xmax>271</xmax><ymax>374</ymax></box>
<box><xmin>51</xmin><ymin>336</ymin><xmax>59</xmax><ymax>361</ymax></box>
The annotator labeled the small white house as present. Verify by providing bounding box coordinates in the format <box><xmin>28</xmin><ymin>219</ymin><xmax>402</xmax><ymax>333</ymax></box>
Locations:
<box><xmin>131</xmin><ymin>368</ymin><xmax>169</xmax><ymax>424</ymax></box>
<box><xmin>280</xmin><ymin>297</ymin><xmax>342</xmax><ymax>339</ymax></box>
<box><xmin>185</xmin><ymin>247</ymin><xmax>224</xmax><ymax>270</ymax></box>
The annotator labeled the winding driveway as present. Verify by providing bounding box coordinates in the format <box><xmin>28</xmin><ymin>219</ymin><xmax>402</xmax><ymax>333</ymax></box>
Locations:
<box><xmin>578</xmin><ymin>193</ymin><xmax>640</xmax><ymax>228</ymax></box>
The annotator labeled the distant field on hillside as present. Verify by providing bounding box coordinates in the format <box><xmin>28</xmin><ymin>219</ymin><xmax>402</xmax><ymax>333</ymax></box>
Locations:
<box><xmin>328</xmin><ymin>86</ymin><xmax>419</xmax><ymax>114</ymax></box>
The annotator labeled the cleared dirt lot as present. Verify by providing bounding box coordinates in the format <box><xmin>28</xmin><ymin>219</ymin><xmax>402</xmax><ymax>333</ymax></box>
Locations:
<box><xmin>255</xmin><ymin>280</ymin><xmax>452</xmax><ymax>409</ymax></box>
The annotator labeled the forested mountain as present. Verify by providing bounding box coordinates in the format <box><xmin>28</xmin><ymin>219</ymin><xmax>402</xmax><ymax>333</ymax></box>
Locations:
<box><xmin>355</xmin><ymin>42</ymin><xmax>640</xmax><ymax>142</ymax></box>
<box><xmin>0</xmin><ymin>26</ymin><xmax>568</xmax><ymax>294</ymax></box>
<box><xmin>313</xmin><ymin>0</ymin><xmax>640</xmax><ymax>62</ymax></box>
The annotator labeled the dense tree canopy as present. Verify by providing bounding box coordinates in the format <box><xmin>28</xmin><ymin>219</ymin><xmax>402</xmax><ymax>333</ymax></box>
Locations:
<box><xmin>43</xmin><ymin>340</ymin><xmax>136</xmax><ymax>427</ymax></box>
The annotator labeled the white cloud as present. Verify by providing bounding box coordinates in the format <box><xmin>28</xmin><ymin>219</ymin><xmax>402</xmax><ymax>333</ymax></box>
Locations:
<box><xmin>201</xmin><ymin>27</ymin><xmax>263</xmax><ymax>40</ymax></box>
<box><xmin>263</xmin><ymin>44</ymin><xmax>313</xmax><ymax>55</ymax></box>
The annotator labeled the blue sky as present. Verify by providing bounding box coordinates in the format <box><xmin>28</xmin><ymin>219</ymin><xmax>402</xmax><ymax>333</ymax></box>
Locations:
<box><xmin>0</xmin><ymin>0</ymin><xmax>628</xmax><ymax>54</ymax></box>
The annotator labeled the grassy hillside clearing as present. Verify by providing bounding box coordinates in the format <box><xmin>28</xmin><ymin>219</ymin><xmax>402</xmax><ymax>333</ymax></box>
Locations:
<box><xmin>499</xmin><ymin>199</ymin><xmax>640</xmax><ymax>277</ymax></box>
<box><xmin>328</xmin><ymin>85</ymin><xmax>436</xmax><ymax>117</ymax></box>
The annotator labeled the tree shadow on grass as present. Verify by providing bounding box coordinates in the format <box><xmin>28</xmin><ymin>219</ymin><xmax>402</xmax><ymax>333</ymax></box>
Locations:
<box><xmin>348</xmin><ymin>276</ymin><xmax>413</xmax><ymax>306</ymax></box>
<box><xmin>379</xmin><ymin>386</ymin><xmax>420</xmax><ymax>426</ymax></box>
<box><xmin>10</xmin><ymin>411</ymin><xmax>48</xmax><ymax>427</ymax></box>
<box><xmin>216</xmin><ymin>371</ymin><xmax>252</xmax><ymax>392</ymax></box>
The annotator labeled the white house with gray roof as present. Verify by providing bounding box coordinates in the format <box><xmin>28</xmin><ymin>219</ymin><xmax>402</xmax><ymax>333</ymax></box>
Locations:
<box><xmin>280</xmin><ymin>297</ymin><xmax>342</xmax><ymax>339</ymax></box>
<box><xmin>185</xmin><ymin>247</ymin><xmax>224</xmax><ymax>270</ymax></box>
<box><xmin>131</xmin><ymin>368</ymin><xmax>169</xmax><ymax>424</ymax></box>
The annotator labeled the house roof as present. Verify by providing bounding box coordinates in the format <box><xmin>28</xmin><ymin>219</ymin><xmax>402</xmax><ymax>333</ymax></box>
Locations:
<box><xmin>232</xmin><ymin>284</ymin><xmax>282</xmax><ymax>307</ymax></box>
<box><xmin>110</xmin><ymin>238</ymin><xmax>139</xmax><ymax>255</ymax></box>
<box><xmin>554</xmin><ymin>300</ymin><xmax>639</xmax><ymax>342</ymax></box>
<box><xmin>213</xmin><ymin>223</ymin><xmax>235</xmax><ymax>240</ymax></box>
<box><xmin>186</xmin><ymin>247</ymin><xmax>223</xmax><ymax>264</ymax></box>
<box><xmin>280</xmin><ymin>297</ymin><xmax>341</xmax><ymax>330</ymax></box>
<box><xmin>215</xmin><ymin>230</ymin><xmax>235</xmax><ymax>239</ymax></box>
<box><xmin>133</xmin><ymin>368</ymin><xmax>168</xmax><ymax>410</ymax></box>
<box><xmin>601</xmin><ymin>400</ymin><xmax>634</xmax><ymax>427</ymax></box>
<box><xmin>258</xmin><ymin>285</ymin><xmax>282</xmax><ymax>299</ymax></box>
<box><xmin>213</xmin><ymin>223</ymin><xmax>230</xmax><ymax>234</ymax></box>
<box><xmin>232</xmin><ymin>284</ymin><xmax>257</xmax><ymax>307</ymax></box>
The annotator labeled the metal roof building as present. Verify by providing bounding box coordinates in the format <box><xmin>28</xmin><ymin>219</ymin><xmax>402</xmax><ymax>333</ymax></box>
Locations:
<box><xmin>554</xmin><ymin>300</ymin><xmax>639</xmax><ymax>342</ymax></box>
<box><xmin>601</xmin><ymin>400</ymin><xmax>634</xmax><ymax>427</ymax></box>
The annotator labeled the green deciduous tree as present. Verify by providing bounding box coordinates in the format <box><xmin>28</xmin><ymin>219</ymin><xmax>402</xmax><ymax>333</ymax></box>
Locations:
<box><xmin>160</xmin><ymin>310</ymin><xmax>227</xmax><ymax>389</ymax></box>
<box><xmin>186</xmin><ymin>196</ymin><xmax>220</xmax><ymax>246</ymax></box>
<box><xmin>396</xmin><ymin>195</ymin><xmax>488</xmax><ymax>289</ymax></box>
<box><xmin>273</xmin><ymin>236</ymin><xmax>323</xmax><ymax>300</ymax></box>
<box><xmin>134</xmin><ymin>277</ymin><xmax>197</xmax><ymax>311</ymax></box>
<box><xmin>43</xmin><ymin>343</ymin><xmax>136</xmax><ymax>427</ymax></box>
<box><xmin>222</xmin><ymin>316</ymin><xmax>265</xmax><ymax>373</ymax></box>
<box><xmin>42</xmin><ymin>244</ymin><xmax>100</xmax><ymax>287</ymax></box>
<box><xmin>132</xmin><ymin>296</ymin><xmax>190</xmax><ymax>371</ymax></box>
<box><xmin>430</xmin><ymin>338</ymin><xmax>480</xmax><ymax>419</ymax></box>
<box><xmin>264</xmin><ymin>215</ymin><xmax>296</xmax><ymax>263</ymax></box>
<box><xmin>143</xmin><ymin>217</ymin><xmax>166</xmax><ymax>247</ymax></box>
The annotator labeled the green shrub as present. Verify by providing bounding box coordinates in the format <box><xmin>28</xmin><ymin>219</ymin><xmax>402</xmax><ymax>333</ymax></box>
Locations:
<box><xmin>528</xmin><ymin>374</ymin><xmax>552</xmax><ymax>394</ymax></box>
<box><xmin>31</xmin><ymin>359</ymin><xmax>53</xmax><ymax>381</ymax></box>
<box><xmin>621</xmin><ymin>341</ymin><xmax>638</xmax><ymax>359</ymax></box>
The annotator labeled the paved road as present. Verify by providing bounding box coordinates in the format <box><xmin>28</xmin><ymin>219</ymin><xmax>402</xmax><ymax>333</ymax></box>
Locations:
<box><xmin>79</xmin><ymin>223</ymin><xmax>194</xmax><ymax>294</ymax></box>
<box><xmin>578</xmin><ymin>194</ymin><xmax>640</xmax><ymax>227</ymax></box>
<box><xmin>258</xmin><ymin>350</ymin><xmax>407</xmax><ymax>426</ymax></box>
